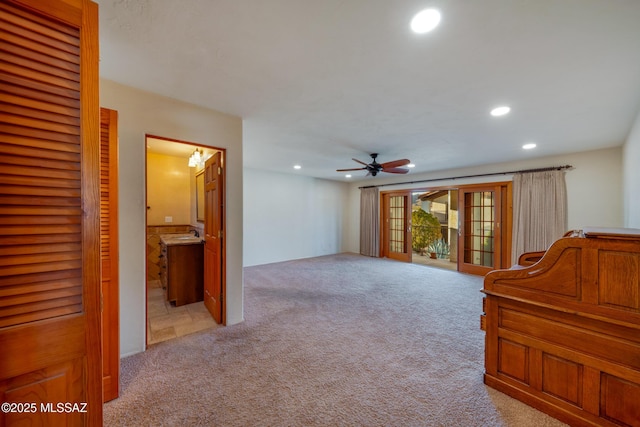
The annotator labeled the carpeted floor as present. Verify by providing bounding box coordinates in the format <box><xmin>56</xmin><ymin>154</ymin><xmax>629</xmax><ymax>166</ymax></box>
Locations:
<box><xmin>104</xmin><ymin>253</ymin><xmax>567</xmax><ymax>426</ymax></box>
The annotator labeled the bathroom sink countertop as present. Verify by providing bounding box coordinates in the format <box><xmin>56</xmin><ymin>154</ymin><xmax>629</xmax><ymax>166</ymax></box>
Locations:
<box><xmin>159</xmin><ymin>234</ymin><xmax>204</xmax><ymax>246</ymax></box>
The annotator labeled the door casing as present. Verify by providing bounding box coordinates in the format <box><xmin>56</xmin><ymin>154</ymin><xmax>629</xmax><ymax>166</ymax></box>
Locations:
<box><xmin>143</xmin><ymin>136</ymin><xmax>227</xmax><ymax>343</ymax></box>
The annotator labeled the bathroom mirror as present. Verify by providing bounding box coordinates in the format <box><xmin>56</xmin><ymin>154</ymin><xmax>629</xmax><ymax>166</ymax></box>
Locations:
<box><xmin>196</xmin><ymin>171</ymin><xmax>205</xmax><ymax>222</ymax></box>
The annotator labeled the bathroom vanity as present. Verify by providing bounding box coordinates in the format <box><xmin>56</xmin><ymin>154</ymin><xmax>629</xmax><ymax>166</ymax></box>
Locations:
<box><xmin>159</xmin><ymin>234</ymin><xmax>204</xmax><ymax>306</ymax></box>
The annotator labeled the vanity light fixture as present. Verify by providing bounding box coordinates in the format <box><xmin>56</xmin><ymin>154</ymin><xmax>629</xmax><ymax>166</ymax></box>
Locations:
<box><xmin>345</xmin><ymin>174</ymin><xmax>352</xmax><ymax>178</ymax></box>
<box><xmin>293</xmin><ymin>165</ymin><xmax>302</xmax><ymax>170</ymax></box>
<box><xmin>188</xmin><ymin>148</ymin><xmax>204</xmax><ymax>168</ymax></box>
<box><xmin>522</xmin><ymin>143</ymin><xmax>537</xmax><ymax>150</ymax></box>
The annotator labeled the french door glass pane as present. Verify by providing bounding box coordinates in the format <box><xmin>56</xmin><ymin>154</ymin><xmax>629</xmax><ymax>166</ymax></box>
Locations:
<box><xmin>464</xmin><ymin>191</ymin><xmax>495</xmax><ymax>267</ymax></box>
<box><xmin>389</xmin><ymin>196</ymin><xmax>405</xmax><ymax>253</ymax></box>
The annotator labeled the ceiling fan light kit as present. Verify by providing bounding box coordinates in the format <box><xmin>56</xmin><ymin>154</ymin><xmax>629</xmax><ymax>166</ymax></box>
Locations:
<box><xmin>337</xmin><ymin>153</ymin><xmax>411</xmax><ymax>177</ymax></box>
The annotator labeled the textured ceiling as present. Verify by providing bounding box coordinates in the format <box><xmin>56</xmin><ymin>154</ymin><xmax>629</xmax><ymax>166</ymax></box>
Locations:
<box><xmin>97</xmin><ymin>0</ymin><xmax>640</xmax><ymax>181</ymax></box>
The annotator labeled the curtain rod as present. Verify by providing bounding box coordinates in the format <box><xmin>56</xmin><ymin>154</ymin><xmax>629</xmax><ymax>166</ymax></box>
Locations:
<box><xmin>358</xmin><ymin>165</ymin><xmax>573</xmax><ymax>189</ymax></box>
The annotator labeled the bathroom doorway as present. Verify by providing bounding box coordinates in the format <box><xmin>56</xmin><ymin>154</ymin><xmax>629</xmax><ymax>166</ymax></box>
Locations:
<box><xmin>144</xmin><ymin>135</ymin><xmax>226</xmax><ymax>345</ymax></box>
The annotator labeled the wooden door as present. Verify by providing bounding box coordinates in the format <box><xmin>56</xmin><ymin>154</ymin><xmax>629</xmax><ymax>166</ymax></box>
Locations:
<box><xmin>381</xmin><ymin>191</ymin><xmax>412</xmax><ymax>262</ymax></box>
<box><xmin>204</xmin><ymin>151</ymin><xmax>223</xmax><ymax>324</ymax></box>
<box><xmin>100</xmin><ymin>108</ymin><xmax>119</xmax><ymax>402</ymax></box>
<box><xmin>0</xmin><ymin>0</ymin><xmax>102</xmax><ymax>425</ymax></box>
<box><xmin>458</xmin><ymin>183</ymin><xmax>511</xmax><ymax>275</ymax></box>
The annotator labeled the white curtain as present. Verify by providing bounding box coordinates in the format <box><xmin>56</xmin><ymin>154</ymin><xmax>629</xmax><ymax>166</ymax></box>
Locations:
<box><xmin>512</xmin><ymin>170</ymin><xmax>567</xmax><ymax>264</ymax></box>
<box><xmin>360</xmin><ymin>187</ymin><xmax>380</xmax><ymax>257</ymax></box>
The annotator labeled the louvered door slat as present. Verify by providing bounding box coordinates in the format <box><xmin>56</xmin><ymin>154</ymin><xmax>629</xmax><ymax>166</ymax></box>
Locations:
<box><xmin>0</xmin><ymin>72</ymin><xmax>80</xmax><ymax>102</ymax></box>
<box><xmin>0</xmin><ymin>112</ymin><xmax>79</xmax><ymax>134</ymax></box>
<box><xmin>0</xmin><ymin>133</ymin><xmax>80</xmax><ymax>153</ymax></box>
<box><xmin>0</xmin><ymin>0</ymin><xmax>83</xmax><ymax>329</ymax></box>
<box><xmin>0</xmin><ymin>206</ymin><xmax>81</xmax><ymax>216</ymax></box>
<box><xmin>1</xmin><ymin>91</ymin><xmax>79</xmax><ymax>118</ymax></box>
<box><xmin>0</xmin><ymin>174</ymin><xmax>80</xmax><ymax>188</ymax></box>
<box><xmin>0</xmin><ymin>37</ymin><xmax>80</xmax><ymax>71</ymax></box>
<box><xmin>0</xmin><ymin>251</ymin><xmax>81</xmax><ymax>268</ymax></box>
<box><xmin>1</xmin><ymin>286</ymin><xmax>82</xmax><ymax>308</ymax></box>
<box><xmin>0</xmin><ymin>234</ymin><xmax>80</xmax><ymax>246</ymax></box>
<box><xmin>0</xmin><ymin>184</ymin><xmax>81</xmax><ymax>197</ymax></box>
<box><xmin>1</xmin><ymin>103</ymin><xmax>80</xmax><ymax>126</ymax></box>
<box><xmin>0</xmin><ymin>153</ymin><xmax>79</xmax><ymax>169</ymax></box>
<box><xmin>0</xmin><ymin>273</ymin><xmax>80</xmax><ymax>297</ymax></box>
<box><xmin>0</xmin><ymin>301</ymin><xmax>82</xmax><ymax>328</ymax></box>
<box><xmin>1</xmin><ymin>259</ymin><xmax>82</xmax><ymax>277</ymax></box>
<box><xmin>1</xmin><ymin>224</ymin><xmax>80</xmax><ymax>234</ymax></box>
<box><xmin>0</xmin><ymin>59</ymin><xmax>80</xmax><ymax>92</ymax></box>
<box><xmin>0</xmin><ymin>81</ymin><xmax>80</xmax><ymax>112</ymax></box>
<box><xmin>0</xmin><ymin>10</ymin><xmax>79</xmax><ymax>54</ymax></box>
<box><xmin>0</xmin><ymin>2</ymin><xmax>81</xmax><ymax>34</ymax></box>
<box><xmin>0</xmin><ymin>215</ymin><xmax>80</xmax><ymax>225</ymax></box>
<box><xmin>0</xmin><ymin>242</ymin><xmax>81</xmax><ymax>256</ymax></box>
<box><xmin>0</xmin><ymin>194</ymin><xmax>79</xmax><ymax>205</ymax></box>
<box><xmin>1</xmin><ymin>295</ymin><xmax>81</xmax><ymax>315</ymax></box>
<box><xmin>1</xmin><ymin>164</ymin><xmax>80</xmax><ymax>180</ymax></box>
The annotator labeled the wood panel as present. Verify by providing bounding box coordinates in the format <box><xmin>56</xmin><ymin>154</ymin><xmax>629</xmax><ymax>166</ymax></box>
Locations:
<box><xmin>0</xmin><ymin>0</ymin><xmax>101</xmax><ymax>424</ymax></box>
<box><xmin>601</xmin><ymin>373</ymin><xmax>640</xmax><ymax>426</ymax></box>
<box><xmin>497</xmin><ymin>338</ymin><xmax>528</xmax><ymax>384</ymax></box>
<box><xmin>541</xmin><ymin>353</ymin><xmax>582</xmax><ymax>406</ymax></box>
<box><xmin>599</xmin><ymin>251</ymin><xmax>639</xmax><ymax>310</ymax></box>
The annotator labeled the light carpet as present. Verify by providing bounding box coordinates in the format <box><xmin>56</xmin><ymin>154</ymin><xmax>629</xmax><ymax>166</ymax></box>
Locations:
<box><xmin>104</xmin><ymin>253</ymin><xmax>566</xmax><ymax>426</ymax></box>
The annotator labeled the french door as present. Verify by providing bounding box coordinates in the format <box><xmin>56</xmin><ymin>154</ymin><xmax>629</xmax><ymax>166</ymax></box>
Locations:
<box><xmin>458</xmin><ymin>183</ymin><xmax>511</xmax><ymax>275</ymax></box>
<box><xmin>381</xmin><ymin>191</ymin><xmax>412</xmax><ymax>262</ymax></box>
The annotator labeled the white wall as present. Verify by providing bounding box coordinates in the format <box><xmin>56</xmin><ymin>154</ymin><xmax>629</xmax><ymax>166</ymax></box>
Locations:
<box><xmin>243</xmin><ymin>168</ymin><xmax>351</xmax><ymax>266</ymax></box>
<box><xmin>345</xmin><ymin>147</ymin><xmax>623</xmax><ymax>253</ymax></box>
<box><xmin>623</xmin><ymin>108</ymin><xmax>640</xmax><ymax>228</ymax></box>
<box><xmin>100</xmin><ymin>79</ymin><xmax>244</xmax><ymax>357</ymax></box>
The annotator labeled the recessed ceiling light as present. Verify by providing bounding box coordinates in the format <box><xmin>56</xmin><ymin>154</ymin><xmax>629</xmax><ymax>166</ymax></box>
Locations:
<box><xmin>345</xmin><ymin>174</ymin><xmax>352</xmax><ymax>178</ymax></box>
<box><xmin>410</xmin><ymin>9</ymin><xmax>441</xmax><ymax>34</ymax></box>
<box><xmin>407</xmin><ymin>163</ymin><xmax>416</xmax><ymax>168</ymax></box>
<box><xmin>293</xmin><ymin>165</ymin><xmax>302</xmax><ymax>169</ymax></box>
<box><xmin>522</xmin><ymin>143</ymin><xmax>537</xmax><ymax>150</ymax></box>
<box><xmin>490</xmin><ymin>106</ymin><xmax>511</xmax><ymax>117</ymax></box>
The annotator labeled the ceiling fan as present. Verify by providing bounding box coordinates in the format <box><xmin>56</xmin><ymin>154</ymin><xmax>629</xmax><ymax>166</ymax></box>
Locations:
<box><xmin>337</xmin><ymin>153</ymin><xmax>411</xmax><ymax>176</ymax></box>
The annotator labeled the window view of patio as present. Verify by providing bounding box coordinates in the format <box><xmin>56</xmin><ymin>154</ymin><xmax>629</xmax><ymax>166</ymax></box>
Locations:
<box><xmin>411</xmin><ymin>190</ymin><xmax>458</xmax><ymax>271</ymax></box>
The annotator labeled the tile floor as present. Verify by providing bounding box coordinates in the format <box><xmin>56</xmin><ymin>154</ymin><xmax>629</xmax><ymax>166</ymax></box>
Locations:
<box><xmin>412</xmin><ymin>253</ymin><xmax>457</xmax><ymax>271</ymax></box>
<box><xmin>147</xmin><ymin>280</ymin><xmax>219</xmax><ymax>345</ymax></box>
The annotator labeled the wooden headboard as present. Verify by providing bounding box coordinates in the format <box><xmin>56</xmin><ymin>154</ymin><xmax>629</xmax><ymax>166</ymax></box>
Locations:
<box><xmin>482</xmin><ymin>228</ymin><xmax>640</xmax><ymax>426</ymax></box>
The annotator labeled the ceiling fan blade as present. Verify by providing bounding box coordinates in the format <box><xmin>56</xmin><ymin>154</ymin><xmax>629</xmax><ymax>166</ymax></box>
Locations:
<box><xmin>380</xmin><ymin>159</ymin><xmax>410</xmax><ymax>169</ymax></box>
<box><xmin>352</xmin><ymin>158</ymin><xmax>369</xmax><ymax>167</ymax></box>
<box><xmin>336</xmin><ymin>167</ymin><xmax>367</xmax><ymax>172</ymax></box>
<box><xmin>383</xmin><ymin>167</ymin><xmax>409</xmax><ymax>174</ymax></box>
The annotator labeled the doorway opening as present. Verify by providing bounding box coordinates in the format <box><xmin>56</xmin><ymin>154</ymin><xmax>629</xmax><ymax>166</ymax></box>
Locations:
<box><xmin>410</xmin><ymin>189</ymin><xmax>458</xmax><ymax>271</ymax></box>
<box><xmin>380</xmin><ymin>182</ymin><xmax>512</xmax><ymax>275</ymax></box>
<box><xmin>145</xmin><ymin>135</ymin><xmax>226</xmax><ymax>346</ymax></box>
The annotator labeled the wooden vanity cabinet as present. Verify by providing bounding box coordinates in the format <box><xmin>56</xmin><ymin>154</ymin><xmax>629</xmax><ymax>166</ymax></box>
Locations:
<box><xmin>159</xmin><ymin>242</ymin><xmax>204</xmax><ymax>306</ymax></box>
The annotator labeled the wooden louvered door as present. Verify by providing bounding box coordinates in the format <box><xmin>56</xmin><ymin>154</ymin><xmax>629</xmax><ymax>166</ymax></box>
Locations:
<box><xmin>0</xmin><ymin>0</ymin><xmax>101</xmax><ymax>425</ymax></box>
<box><xmin>100</xmin><ymin>108</ymin><xmax>119</xmax><ymax>402</ymax></box>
